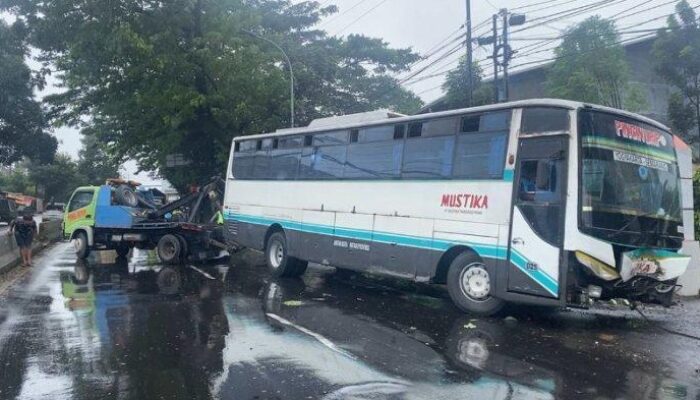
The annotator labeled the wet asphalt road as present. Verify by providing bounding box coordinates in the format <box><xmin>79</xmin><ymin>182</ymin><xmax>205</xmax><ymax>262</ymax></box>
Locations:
<box><xmin>1</xmin><ymin>243</ymin><xmax>700</xmax><ymax>399</ymax></box>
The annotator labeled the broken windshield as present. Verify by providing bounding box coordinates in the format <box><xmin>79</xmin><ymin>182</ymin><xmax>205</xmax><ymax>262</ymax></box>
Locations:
<box><xmin>578</xmin><ymin>109</ymin><xmax>683</xmax><ymax>247</ymax></box>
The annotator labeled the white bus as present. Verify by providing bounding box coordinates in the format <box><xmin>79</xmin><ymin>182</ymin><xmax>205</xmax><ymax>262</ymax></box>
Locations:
<box><xmin>223</xmin><ymin>99</ymin><xmax>690</xmax><ymax>315</ymax></box>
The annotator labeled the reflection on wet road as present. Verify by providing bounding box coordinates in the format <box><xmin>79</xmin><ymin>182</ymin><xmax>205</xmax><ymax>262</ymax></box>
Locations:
<box><xmin>0</xmin><ymin>242</ymin><xmax>699</xmax><ymax>399</ymax></box>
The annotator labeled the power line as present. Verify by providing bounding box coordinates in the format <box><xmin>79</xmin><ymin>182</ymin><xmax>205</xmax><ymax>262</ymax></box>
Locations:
<box><xmin>399</xmin><ymin>40</ymin><xmax>467</xmax><ymax>83</ymax></box>
<box><xmin>320</xmin><ymin>0</ymin><xmax>373</xmax><ymax>27</ymax></box>
<box><xmin>406</xmin><ymin>0</ymin><xmax>695</xmax><ymax>95</ymax></box>
<box><xmin>511</xmin><ymin>0</ymin><xmax>579</xmax><ymax>11</ymax></box>
<box><xmin>333</xmin><ymin>0</ymin><xmax>390</xmax><ymax>35</ymax></box>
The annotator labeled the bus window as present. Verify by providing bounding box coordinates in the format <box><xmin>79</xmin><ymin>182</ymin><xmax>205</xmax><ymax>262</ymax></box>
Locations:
<box><xmin>521</xmin><ymin>107</ymin><xmax>569</xmax><ymax>134</ymax></box>
<box><xmin>402</xmin><ymin>135</ymin><xmax>455</xmax><ymax>179</ymax></box>
<box><xmin>299</xmin><ymin>145</ymin><xmax>346</xmax><ymax>179</ymax></box>
<box><xmin>312</xmin><ymin>131</ymin><xmax>349</xmax><ymax>146</ymax></box>
<box><xmin>407</xmin><ymin>122</ymin><xmax>422</xmax><ymax>137</ymax></box>
<box><xmin>453</xmin><ymin>111</ymin><xmax>510</xmax><ymax>179</ymax></box>
<box><xmin>518</xmin><ymin>160</ymin><xmax>559</xmax><ymax>202</ymax></box>
<box><xmin>278</xmin><ymin>136</ymin><xmax>303</xmax><ymax>149</ymax></box>
<box><xmin>453</xmin><ymin>133</ymin><xmax>507</xmax><ymax>179</ymax></box>
<box><xmin>357</xmin><ymin>125</ymin><xmax>395</xmax><ymax>142</ymax></box>
<box><xmin>345</xmin><ymin>140</ymin><xmax>403</xmax><ymax>179</ymax></box>
<box><xmin>269</xmin><ymin>148</ymin><xmax>301</xmax><ymax>180</ymax></box>
<box><xmin>422</xmin><ymin>117</ymin><xmax>458</xmax><ymax>137</ymax></box>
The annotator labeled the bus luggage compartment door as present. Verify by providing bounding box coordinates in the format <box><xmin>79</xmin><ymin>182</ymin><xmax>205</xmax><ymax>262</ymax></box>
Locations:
<box><xmin>507</xmin><ymin>135</ymin><xmax>568</xmax><ymax>299</ymax></box>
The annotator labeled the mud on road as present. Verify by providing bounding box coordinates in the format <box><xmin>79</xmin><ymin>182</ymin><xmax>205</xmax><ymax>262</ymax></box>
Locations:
<box><xmin>0</xmin><ymin>242</ymin><xmax>699</xmax><ymax>399</ymax></box>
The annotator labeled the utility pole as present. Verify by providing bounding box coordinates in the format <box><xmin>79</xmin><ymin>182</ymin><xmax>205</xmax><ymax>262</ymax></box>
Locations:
<box><xmin>465</xmin><ymin>0</ymin><xmax>473</xmax><ymax>105</ymax></box>
<box><xmin>501</xmin><ymin>9</ymin><xmax>510</xmax><ymax>102</ymax></box>
<box><xmin>491</xmin><ymin>15</ymin><xmax>499</xmax><ymax>103</ymax></box>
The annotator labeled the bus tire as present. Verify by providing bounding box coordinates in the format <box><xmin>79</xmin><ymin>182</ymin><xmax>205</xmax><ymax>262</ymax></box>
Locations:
<box><xmin>157</xmin><ymin>234</ymin><xmax>182</xmax><ymax>264</ymax></box>
<box><xmin>265</xmin><ymin>232</ymin><xmax>307</xmax><ymax>278</ymax></box>
<box><xmin>74</xmin><ymin>231</ymin><xmax>90</xmax><ymax>259</ymax></box>
<box><xmin>447</xmin><ymin>252</ymin><xmax>505</xmax><ymax>316</ymax></box>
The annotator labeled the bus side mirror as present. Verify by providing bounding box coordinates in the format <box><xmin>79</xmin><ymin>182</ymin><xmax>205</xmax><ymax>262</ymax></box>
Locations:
<box><xmin>536</xmin><ymin>161</ymin><xmax>552</xmax><ymax>190</ymax></box>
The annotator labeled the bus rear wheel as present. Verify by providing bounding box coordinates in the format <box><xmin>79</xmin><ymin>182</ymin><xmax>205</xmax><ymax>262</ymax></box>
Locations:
<box><xmin>447</xmin><ymin>252</ymin><xmax>505</xmax><ymax>316</ymax></box>
<box><xmin>265</xmin><ymin>232</ymin><xmax>307</xmax><ymax>278</ymax></box>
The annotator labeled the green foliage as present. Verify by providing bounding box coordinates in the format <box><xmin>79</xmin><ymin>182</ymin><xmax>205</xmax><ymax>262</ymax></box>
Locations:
<box><xmin>546</xmin><ymin>16</ymin><xmax>636</xmax><ymax>110</ymax></box>
<box><xmin>27</xmin><ymin>154</ymin><xmax>81</xmax><ymax>203</ymax></box>
<box><xmin>653</xmin><ymin>0</ymin><xmax>700</xmax><ymax>142</ymax></box>
<box><xmin>0</xmin><ymin>163</ymin><xmax>33</xmax><ymax>194</ymax></box>
<box><xmin>77</xmin><ymin>134</ymin><xmax>122</xmax><ymax>186</ymax></box>
<box><xmin>442</xmin><ymin>57</ymin><xmax>493</xmax><ymax>110</ymax></box>
<box><xmin>0</xmin><ymin>20</ymin><xmax>56</xmax><ymax>165</ymax></box>
<box><xmin>2</xmin><ymin>0</ymin><xmax>423</xmax><ymax>191</ymax></box>
<box><xmin>667</xmin><ymin>92</ymin><xmax>697</xmax><ymax>144</ymax></box>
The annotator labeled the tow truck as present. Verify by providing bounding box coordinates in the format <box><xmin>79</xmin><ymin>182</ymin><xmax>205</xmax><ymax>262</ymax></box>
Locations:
<box><xmin>62</xmin><ymin>177</ymin><xmax>232</xmax><ymax>263</ymax></box>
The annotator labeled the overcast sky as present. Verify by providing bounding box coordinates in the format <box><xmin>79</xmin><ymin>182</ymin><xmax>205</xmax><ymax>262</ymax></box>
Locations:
<box><xmin>5</xmin><ymin>0</ymin><xmax>685</xmax><ymax>183</ymax></box>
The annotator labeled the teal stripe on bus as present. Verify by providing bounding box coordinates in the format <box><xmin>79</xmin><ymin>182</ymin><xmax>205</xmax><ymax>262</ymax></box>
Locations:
<box><xmin>224</xmin><ymin>211</ymin><xmax>558</xmax><ymax>296</ymax></box>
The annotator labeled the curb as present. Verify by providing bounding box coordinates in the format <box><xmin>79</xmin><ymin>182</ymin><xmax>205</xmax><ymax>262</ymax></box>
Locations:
<box><xmin>0</xmin><ymin>240</ymin><xmax>54</xmax><ymax>275</ymax></box>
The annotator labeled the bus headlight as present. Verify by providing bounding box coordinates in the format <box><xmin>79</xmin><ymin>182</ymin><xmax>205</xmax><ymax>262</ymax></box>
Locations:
<box><xmin>575</xmin><ymin>251</ymin><xmax>620</xmax><ymax>281</ymax></box>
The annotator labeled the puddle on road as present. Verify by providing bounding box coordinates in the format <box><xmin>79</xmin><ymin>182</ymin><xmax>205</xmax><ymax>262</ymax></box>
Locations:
<box><xmin>0</xmin><ymin>244</ymin><xmax>698</xmax><ymax>399</ymax></box>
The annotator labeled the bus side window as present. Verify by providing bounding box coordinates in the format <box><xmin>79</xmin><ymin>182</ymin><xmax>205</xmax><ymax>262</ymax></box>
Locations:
<box><xmin>518</xmin><ymin>160</ymin><xmax>558</xmax><ymax>203</ymax></box>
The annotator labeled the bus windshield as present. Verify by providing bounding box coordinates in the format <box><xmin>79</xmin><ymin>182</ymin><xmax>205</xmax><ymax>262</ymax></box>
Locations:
<box><xmin>578</xmin><ymin>109</ymin><xmax>683</xmax><ymax>248</ymax></box>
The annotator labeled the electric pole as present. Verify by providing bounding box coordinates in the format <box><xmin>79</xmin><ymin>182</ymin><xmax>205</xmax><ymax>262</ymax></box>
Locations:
<box><xmin>491</xmin><ymin>15</ymin><xmax>499</xmax><ymax>103</ymax></box>
<box><xmin>465</xmin><ymin>0</ymin><xmax>473</xmax><ymax>105</ymax></box>
<box><xmin>501</xmin><ymin>9</ymin><xmax>509</xmax><ymax>102</ymax></box>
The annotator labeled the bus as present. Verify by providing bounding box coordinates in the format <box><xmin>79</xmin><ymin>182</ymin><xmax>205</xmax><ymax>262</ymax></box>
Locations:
<box><xmin>223</xmin><ymin>99</ymin><xmax>690</xmax><ymax>315</ymax></box>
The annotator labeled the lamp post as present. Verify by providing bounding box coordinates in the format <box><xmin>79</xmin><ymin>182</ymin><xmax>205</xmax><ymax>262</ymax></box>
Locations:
<box><xmin>243</xmin><ymin>30</ymin><xmax>295</xmax><ymax>128</ymax></box>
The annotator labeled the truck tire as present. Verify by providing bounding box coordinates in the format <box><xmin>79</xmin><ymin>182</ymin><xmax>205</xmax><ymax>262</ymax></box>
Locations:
<box><xmin>157</xmin><ymin>267</ymin><xmax>182</xmax><ymax>295</ymax></box>
<box><xmin>73</xmin><ymin>231</ymin><xmax>90</xmax><ymax>259</ymax></box>
<box><xmin>176</xmin><ymin>235</ymin><xmax>188</xmax><ymax>260</ymax></box>
<box><xmin>115</xmin><ymin>185</ymin><xmax>138</xmax><ymax>207</ymax></box>
<box><xmin>157</xmin><ymin>234</ymin><xmax>182</xmax><ymax>264</ymax></box>
<box><xmin>265</xmin><ymin>232</ymin><xmax>308</xmax><ymax>278</ymax></box>
<box><xmin>447</xmin><ymin>252</ymin><xmax>505</xmax><ymax>316</ymax></box>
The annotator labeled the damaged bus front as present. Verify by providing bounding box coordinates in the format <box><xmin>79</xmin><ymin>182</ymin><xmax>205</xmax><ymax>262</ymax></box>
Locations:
<box><xmin>570</xmin><ymin>108</ymin><xmax>689</xmax><ymax>307</ymax></box>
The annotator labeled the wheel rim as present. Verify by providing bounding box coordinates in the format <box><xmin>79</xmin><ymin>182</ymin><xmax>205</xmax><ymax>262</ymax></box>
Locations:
<box><xmin>459</xmin><ymin>262</ymin><xmax>491</xmax><ymax>301</ymax></box>
<box><xmin>161</xmin><ymin>240</ymin><xmax>176</xmax><ymax>260</ymax></box>
<box><xmin>74</xmin><ymin>237</ymin><xmax>85</xmax><ymax>253</ymax></box>
<box><xmin>269</xmin><ymin>240</ymin><xmax>284</xmax><ymax>268</ymax></box>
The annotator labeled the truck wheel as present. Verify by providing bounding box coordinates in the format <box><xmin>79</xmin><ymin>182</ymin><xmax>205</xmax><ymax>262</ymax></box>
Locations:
<box><xmin>157</xmin><ymin>267</ymin><xmax>182</xmax><ymax>295</ymax></box>
<box><xmin>157</xmin><ymin>234</ymin><xmax>182</xmax><ymax>264</ymax></box>
<box><xmin>447</xmin><ymin>252</ymin><xmax>505</xmax><ymax>316</ymax></box>
<box><xmin>115</xmin><ymin>185</ymin><xmax>138</xmax><ymax>207</ymax></box>
<box><xmin>73</xmin><ymin>232</ymin><xmax>90</xmax><ymax>259</ymax></box>
<box><xmin>176</xmin><ymin>235</ymin><xmax>188</xmax><ymax>261</ymax></box>
<box><xmin>265</xmin><ymin>232</ymin><xmax>307</xmax><ymax>278</ymax></box>
<box><xmin>115</xmin><ymin>245</ymin><xmax>130</xmax><ymax>258</ymax></box>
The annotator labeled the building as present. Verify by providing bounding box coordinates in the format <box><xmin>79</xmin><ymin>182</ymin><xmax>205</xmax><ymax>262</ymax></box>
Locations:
<box><xmin>420</xmin><ymin>36</ymin><xmax>673</xmax><ymax>125</ymax></box>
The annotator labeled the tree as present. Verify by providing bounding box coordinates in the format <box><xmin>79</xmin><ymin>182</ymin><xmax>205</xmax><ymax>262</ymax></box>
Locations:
<box><xmin>76</xmin><ymin>133</ymin><xmax>122</xmax><ymax>185</ymax></box>
<box><xmin>546</xmin><ymin>16</ymin><xmax>642</xmax><ymax>111</ymax></box>
<box><xmin>442</xmin><ymin>57</ymin><xmax>493</xmax><ymax>110</ymax></box>
<box><xmin>653</xmin><ymin>0</ymin><xmax>700</xmax><ymax>142</ymax></box>
<box><xmin>27</xmin><ymin>154</ymin><xmax>81</xmax><ymax>203</ymax></box>
<box><xmin>0</xmin><ymin>20</ymin><xmax>56</xmax><ymax>166</ymax></box>
<box><xmin>2</xmin><ymin>0</ymin><xmax>423</xmax><ymax>191</ymax></box>
<box><xmin>667</xmin><ymin>92</ymin><xmax>697</xmax><ymax>144</ymax></box>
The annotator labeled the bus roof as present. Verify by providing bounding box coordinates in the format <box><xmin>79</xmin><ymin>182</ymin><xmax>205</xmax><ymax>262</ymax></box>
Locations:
<box><xmin>233</xmin><ymin>98</ymin><xmax>671</xmax><ymax>142</ymax></box>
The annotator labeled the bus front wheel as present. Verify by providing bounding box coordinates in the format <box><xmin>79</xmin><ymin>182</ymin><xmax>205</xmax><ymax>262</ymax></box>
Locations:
<box><xmin>265</xmin><ymin>232</ymin><xmax>307</xmax><ymax>278</ymax></box>
<box><xmin>447</xmin><ymin>252</ymin><xmax>505</xmax><ymax>316</ymax></box>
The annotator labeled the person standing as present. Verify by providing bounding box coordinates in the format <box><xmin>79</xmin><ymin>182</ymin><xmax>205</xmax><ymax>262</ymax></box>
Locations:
<box><xmin>9</xmin><ymin>212</ymin><xmax>37</xmax><ymax>267</ymax></box>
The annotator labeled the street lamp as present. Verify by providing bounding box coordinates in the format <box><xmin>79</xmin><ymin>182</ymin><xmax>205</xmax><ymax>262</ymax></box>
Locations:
<box><xmin>243</xmin><ymin>30</ymin><xmax>295</xmax><ymax>128</ymax></box>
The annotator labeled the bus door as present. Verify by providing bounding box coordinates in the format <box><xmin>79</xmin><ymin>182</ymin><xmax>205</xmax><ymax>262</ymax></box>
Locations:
<box><xmin>507</xmin><ymin>135</ymin><xmax>568</xmax><ymax>299</ymax></box>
